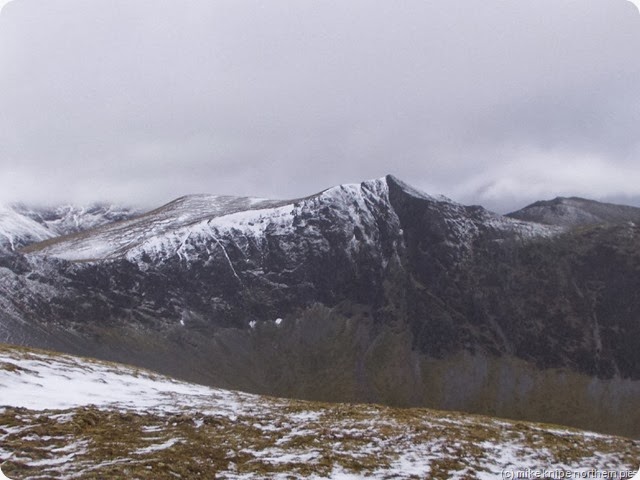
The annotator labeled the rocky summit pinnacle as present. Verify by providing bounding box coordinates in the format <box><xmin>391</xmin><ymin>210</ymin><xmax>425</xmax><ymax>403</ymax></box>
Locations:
<box><xmin>1</xmin><ymin>176</ymin><xmax>640</xmax><ymax>438</ymax></box>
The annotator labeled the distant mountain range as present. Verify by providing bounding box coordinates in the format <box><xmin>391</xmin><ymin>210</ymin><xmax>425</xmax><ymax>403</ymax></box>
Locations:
<box><xmin>1</xmin><ymin>175</ymin><xmax>639</xmax><ymax>438</ymax></box>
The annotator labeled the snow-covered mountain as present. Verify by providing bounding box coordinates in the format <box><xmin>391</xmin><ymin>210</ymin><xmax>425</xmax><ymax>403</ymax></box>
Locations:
<box><xmin>23</xmin><ymin>194</ymin><xmax>292</xmax><ymax>262</ymax></box>
<box><xmin>0</xmin><ymin>206</ymin><xmax>54</xmax><ymax>251</ymax></box>
<box><xmin>1</xmin><ymin>175</ymin><xmax>640</xmax><ymax>439</ymax></box>
<box><xmin>26</xmin><ymin>176</ymin><xmax>557</xmax><ymax>263</ymax></box>
<box><xmin>0</xmin><ymin>203</ymin><xmax>139</xmax><ymax>252</ymax></box>
<box><xmin>1</xmin><ymin>343</ymin><xmax>638</xmax><ymax>479</ymax></box>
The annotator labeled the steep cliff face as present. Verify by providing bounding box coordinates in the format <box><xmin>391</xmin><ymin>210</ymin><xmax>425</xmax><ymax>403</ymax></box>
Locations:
<box><xmin>1</xmin><ymin>176</ymin><xmax>639</xmax><ymax>437</ymax></box>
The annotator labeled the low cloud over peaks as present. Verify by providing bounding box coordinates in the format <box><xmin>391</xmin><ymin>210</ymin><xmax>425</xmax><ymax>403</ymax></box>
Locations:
<box><xmin>0</xmin><ymin>0</ymin><xmax>639</xmax><ymax>211</ymax></box>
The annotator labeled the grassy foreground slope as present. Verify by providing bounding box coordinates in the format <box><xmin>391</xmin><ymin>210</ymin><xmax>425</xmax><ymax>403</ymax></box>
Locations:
<box><xmin>0</xmin><ymin>343</ymin><xmax>638</xmax><ymax>480</ymax></box>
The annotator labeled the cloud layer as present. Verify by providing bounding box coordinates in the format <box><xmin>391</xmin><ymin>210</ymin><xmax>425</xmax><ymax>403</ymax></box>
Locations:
<box><xmin>1</xmin><ymin>0</ymin><xmax>639</xmax><ymax>211</ymax></box>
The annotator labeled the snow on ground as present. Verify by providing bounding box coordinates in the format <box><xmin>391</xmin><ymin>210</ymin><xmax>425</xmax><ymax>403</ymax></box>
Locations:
<box><xmin>0</xmin><ymin>346</ymin><xmax>247</xmax><ymax>417</ymax></box>
<box><xmin>0</xmin><ymin>344</ymin><xmax>638</xmax><ymax>479</ymax></box>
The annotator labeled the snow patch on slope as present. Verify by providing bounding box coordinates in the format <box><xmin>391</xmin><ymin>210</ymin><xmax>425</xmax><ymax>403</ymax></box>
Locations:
<box><xmin>0</xmin><ymin>345</ymin><xmax>637</xmax><ymax>480</ymax></box>
<box><xmin>0</xmin><ymin>348</ymin><xmax>244</xmax><ymax>416</ymax></box>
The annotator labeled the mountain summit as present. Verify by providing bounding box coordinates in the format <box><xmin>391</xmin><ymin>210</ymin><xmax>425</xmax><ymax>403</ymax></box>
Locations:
<box><xmin>1</xmin><ymin>176</ymin><xmax>640</xmax><ymax>437</ymax></box>
<box><xmin>507</xmin><ymin>196</ymin><xmax>640</xmax><ymax>227</ymax></box>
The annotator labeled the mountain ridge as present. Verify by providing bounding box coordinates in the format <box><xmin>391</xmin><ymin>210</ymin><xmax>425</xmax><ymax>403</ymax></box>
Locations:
<box><xmin>1</xmin><ymin>175</ymin><xmax>640</xmax><ymax>438</ymax></box>
<box><xmin>22</xmin><ymin>175</ymin><xmax>560</xmax><ymax>263</ymax></box>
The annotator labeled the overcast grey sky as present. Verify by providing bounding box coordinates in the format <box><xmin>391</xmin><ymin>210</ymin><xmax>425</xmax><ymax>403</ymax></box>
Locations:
<box><xmin>1</xmin><ymin>0</ymin><xmax>639</xmax><ymax>212</ymax></box>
